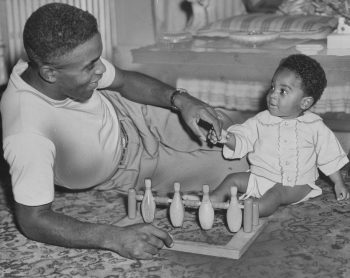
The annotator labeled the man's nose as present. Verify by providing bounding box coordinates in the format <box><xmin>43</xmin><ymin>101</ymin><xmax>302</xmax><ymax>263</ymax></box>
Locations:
<box><xmin>95</xmin><ymin>59</ymin><xmax>106</xmax><ymax>75</ymax></box>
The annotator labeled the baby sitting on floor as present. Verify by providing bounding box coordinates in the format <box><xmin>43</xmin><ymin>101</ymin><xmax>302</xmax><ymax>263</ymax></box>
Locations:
<box><xmin>208</xmin><ymin>54</ymin><xmax>349</xmax><ymax>217</ymax></box>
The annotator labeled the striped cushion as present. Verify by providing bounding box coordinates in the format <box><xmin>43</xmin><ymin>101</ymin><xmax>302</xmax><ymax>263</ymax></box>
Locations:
<box><xmin>198</xmin><ymin>13</ymin><xmax>338</xmax><ymax>39</ymax></box>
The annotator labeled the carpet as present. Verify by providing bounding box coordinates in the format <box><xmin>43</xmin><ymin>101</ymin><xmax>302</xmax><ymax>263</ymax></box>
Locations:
<box><xmin>1</xmin><ymin>165</ymin><xmax>350</xmax><ymax>278</ymax></box>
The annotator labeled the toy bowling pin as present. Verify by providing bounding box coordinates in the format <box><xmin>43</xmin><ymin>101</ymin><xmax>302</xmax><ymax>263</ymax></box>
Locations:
<box><xmin>128</xmin><ymin>188</ymin><xmax>137</xmax><ymax>219</ymax></box>
<box><xmin>253</xmin><ymin>201</ymin><xmax>259</xmax><ymax>226</ymax></box>
<box><xmin>169</xmin><ymin>182</ymin><xmax>184</xmax><ymax>227</ymax></box>
<box><xmin>226</xmin><ymin>186</ymin><xmax>242</xmax><ymax>232</ymax></box>
<box><xmin>243</xmin><ymin>198</ymin><xmax>253</xmax><ymax>233</ymax></box>
<box><xmin>198</xmin><ymin>184</ymin><xmax>214</xmax><ymax>230</ymax></box>
<box><xmin>141</xmin><ymin>178</ymin><xmax>156</xmax><ymax>223</ymax></box>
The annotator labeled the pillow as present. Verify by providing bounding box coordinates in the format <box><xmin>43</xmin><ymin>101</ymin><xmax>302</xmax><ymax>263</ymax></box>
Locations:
<box><xmin>197</xmin><ymin>13</ymin><xmax>338</xmax><ymax>39</ymax></box>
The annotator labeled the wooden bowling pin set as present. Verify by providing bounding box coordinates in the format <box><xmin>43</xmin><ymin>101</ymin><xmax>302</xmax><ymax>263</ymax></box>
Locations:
<box><xmin>117</xmin><ymin>178</ymin><xmax>268</xmax><ymax>259</ymax></box>
<box><xmin>128</xmin><ymin>179</ymin><xmax>259</xmax><ymax>233</ymax></box>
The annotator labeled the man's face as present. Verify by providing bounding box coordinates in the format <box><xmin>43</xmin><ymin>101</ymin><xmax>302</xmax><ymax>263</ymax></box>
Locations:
<box><xmin>51</xmin><ymin>33</ymin><xmax>106</xmax><ymax>102</ymax></box>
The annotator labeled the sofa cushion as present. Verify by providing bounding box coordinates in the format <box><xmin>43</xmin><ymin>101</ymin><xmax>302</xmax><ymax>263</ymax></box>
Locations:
<box><xmin>197</xmin><ymin>13</ymin><xmax>338</xmax><ymax>39</ymax></box>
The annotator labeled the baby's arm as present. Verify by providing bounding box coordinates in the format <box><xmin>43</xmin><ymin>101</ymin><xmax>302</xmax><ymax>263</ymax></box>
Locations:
<box><xmin>329</xmin><ymin>170</ymin><xmax>350</xmax><ymax>201</ymax></box>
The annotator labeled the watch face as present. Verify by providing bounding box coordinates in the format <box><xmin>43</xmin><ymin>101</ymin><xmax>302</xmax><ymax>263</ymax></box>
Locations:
<box><xmin>171</xmin><ymin>89</ymin><xmax>186</xmax><ymax>111</ymax></box>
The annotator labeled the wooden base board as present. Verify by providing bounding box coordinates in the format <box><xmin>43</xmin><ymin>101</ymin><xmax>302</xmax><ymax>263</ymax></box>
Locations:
<box><xmin>115</xmin><ymin>212</ymin><xmax>267</xmax><ymax>260</ymax></box>
<box><xmin>165</xmin><ymin>219</ymin><xmax>267</xmax><ymax>259</ymax></box>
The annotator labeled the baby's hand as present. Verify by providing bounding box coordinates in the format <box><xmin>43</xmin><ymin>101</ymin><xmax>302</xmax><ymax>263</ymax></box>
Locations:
<box><xmin>335</xmin><ymin>183</ymin><xmax>350</xmax><ymax>201</ymax></box>
<box><xmin>208</xmin><ymin>129</ymin><xmax>232</xmax><ymax>144</ymax></box>
<box><xmin>207</xmin><ymin>127</ymin><xmax>219</xmax><ymax>144</ymax></box>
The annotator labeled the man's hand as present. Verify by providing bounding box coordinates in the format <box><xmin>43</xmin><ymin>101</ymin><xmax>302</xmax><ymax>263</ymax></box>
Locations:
<box><xmin>105</xmin><ymin>223</ymin><xmax>173</xmax><ymax>260</ymax></box>
<box><xmin>175</xmin><ymin>92</ymin><xmax>223</xmax><ymax>141</ymax></box>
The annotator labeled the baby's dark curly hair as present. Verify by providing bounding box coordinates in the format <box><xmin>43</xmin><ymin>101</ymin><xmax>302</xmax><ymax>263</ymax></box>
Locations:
<box><xmin>23</xmin><ymin>3</ymin><xmax>98</xmax><ymax>65</ymax></box>
<box><xmin>275</xmin><ymin>54</ymin><xmax>327</xmax><ymax>106</ymax></box>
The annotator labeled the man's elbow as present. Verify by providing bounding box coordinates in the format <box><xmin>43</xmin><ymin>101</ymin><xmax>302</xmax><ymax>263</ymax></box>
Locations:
<box><xmin>14</xmin><ymin>201</ymin><xmax>52</xmax><ymax>241</ymax></box>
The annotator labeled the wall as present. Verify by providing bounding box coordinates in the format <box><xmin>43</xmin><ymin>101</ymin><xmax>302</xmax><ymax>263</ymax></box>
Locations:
<box><xmin>0</xmin><ymin>0</ymin><xmax>158</xmax><ymax>76</ymax></box>
<box><xmin>112</xmin><ymin>0</ymin><xmax>192</xmax><ymax>72</ymax></box>
<box><xmin>0</xmin><ymin>0</ymin><xmax>191</xmax><ymax>75</ymax></box>
<box><xmin>112</xmin><ymin>0</ymin><xmax>156</xmax><ymax>70</ymax></box>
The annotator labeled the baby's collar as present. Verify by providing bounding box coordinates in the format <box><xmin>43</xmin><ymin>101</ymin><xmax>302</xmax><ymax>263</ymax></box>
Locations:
<box><xmin>257</xmin><ymin>110</ymin><xmax>322</xmax><ymax>125</ymax></box>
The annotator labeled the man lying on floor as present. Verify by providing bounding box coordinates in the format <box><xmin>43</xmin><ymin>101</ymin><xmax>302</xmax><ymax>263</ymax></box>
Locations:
<box><xmin>1</xmin><ymin>3</ymin><xmax>248</xmax><ymax>260</ymax></box>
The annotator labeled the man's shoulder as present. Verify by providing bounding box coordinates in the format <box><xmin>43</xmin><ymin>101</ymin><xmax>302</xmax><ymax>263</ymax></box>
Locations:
<box><xmin>1</xmin><ymin>82</ymin><xmax>55</xmax><ymax>139</ymax></box>
<box><xmin>1</xmin><ymin>82</ymin><xmax>46</xmax><ymax>115</ymax></box>
<box><xmin>1</xmin><ymin>60</ymin><xmax>42</xmax><ymax>109</ymax></box>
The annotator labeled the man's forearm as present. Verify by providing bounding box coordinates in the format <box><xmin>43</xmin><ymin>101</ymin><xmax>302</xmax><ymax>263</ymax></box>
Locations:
<box><xmin>109</xmin><ymin>69</ymin><xmax>176</xmax><ymax>108</ymax></box>
<box><xmin>15</xmin><ymin>203</ymin><xmax>112</xmax><ymax>251</ymax></box>
<box><xmin>15</xmin><ymin>202</ymin><xmax>173</xmax><ymax>259</ymax></box>
<box><xmin>106</xmin><ymin>66</ymin><xmax>223</xmax><ymax>140</ymax></box>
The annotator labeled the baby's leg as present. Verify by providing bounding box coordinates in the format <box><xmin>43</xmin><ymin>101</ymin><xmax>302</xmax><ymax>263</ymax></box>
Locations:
<box><xmin>258</xmin><ymin>183</ymin><xmax>312</xmax><ymax>217</ymax></box>
<box><xmin>210</xmin><ymin>172</ymin><xmax>250</xmax><ymax>202</ymax></box>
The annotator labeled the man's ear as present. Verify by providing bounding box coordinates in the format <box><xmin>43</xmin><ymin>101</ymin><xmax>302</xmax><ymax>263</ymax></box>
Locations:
<box><xmin>301</xmin><ymin>96</ymin><xmax>314</xmax><ymax>110</ymax></box>
<box><xmin>39</xmin><ymin>65</ymin><xmax>57</xmax><ymax>83</ymax></box>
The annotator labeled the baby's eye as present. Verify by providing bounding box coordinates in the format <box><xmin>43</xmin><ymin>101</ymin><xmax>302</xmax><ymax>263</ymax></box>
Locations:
<box><xmin>279</xmin><ymin>89</ymin><xmax>287</xmax><ymax>95</ymax></box>
<box><xmin>270</xmin><ymin>85</ymin><xmax>275</xmax><ymax>91</ymax></box>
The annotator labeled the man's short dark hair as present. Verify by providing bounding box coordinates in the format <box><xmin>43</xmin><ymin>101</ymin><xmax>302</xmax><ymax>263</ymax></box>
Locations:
<box><xmin>23</xmin><ymin>2</ymin><xmax>98</xmax><ymax>65</ymax></box>
<box><xmin>276</xmin><ymin>54</ymin><xmax>327</xmax><ymax>105</ymax></box>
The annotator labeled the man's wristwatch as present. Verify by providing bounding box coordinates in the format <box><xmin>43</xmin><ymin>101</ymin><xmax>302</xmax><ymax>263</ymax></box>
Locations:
<box><xmin>170</xmin><ymin>88</ymin><xmax>187</xmax><ymax>111</ymax></box>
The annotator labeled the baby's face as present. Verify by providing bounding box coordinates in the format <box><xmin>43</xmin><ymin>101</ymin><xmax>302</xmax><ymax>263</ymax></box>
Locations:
<box><xmin>266</xmin><ymin>68</ymin><xmax>308</xmax><ymax>119</ymax></box>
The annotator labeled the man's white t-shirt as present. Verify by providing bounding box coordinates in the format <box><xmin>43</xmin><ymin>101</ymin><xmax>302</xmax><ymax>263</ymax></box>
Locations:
<box><xmin>1</xmin><ymin>58</ymin><xmax>123</xmax><ymax>206</ymax></box>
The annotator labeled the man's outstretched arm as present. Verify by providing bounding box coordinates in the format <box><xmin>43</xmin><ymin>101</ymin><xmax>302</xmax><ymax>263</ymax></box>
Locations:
<box><xmin>105</xmin><ymin>66</ymin><xmax>223</xmax><ymax>142</ymax></box>
<box><xmin>15</xmin><ymin>201</ymin><xmax>173</xmax><ymax>260</ymax></box>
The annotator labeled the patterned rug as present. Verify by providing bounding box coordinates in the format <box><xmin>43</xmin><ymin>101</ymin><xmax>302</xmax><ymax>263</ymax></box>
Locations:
<box><xmin>1</xmin><ymin>165</ymin><xmax>350</xmax><ymax>278</ymax></box>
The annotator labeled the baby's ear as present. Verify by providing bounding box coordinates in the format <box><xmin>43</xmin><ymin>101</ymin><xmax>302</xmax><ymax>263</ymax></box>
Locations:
<box><xmin>300</xmin><ymin>97</ymin><xmax>314</xmax><ymax>110</ymax></box>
